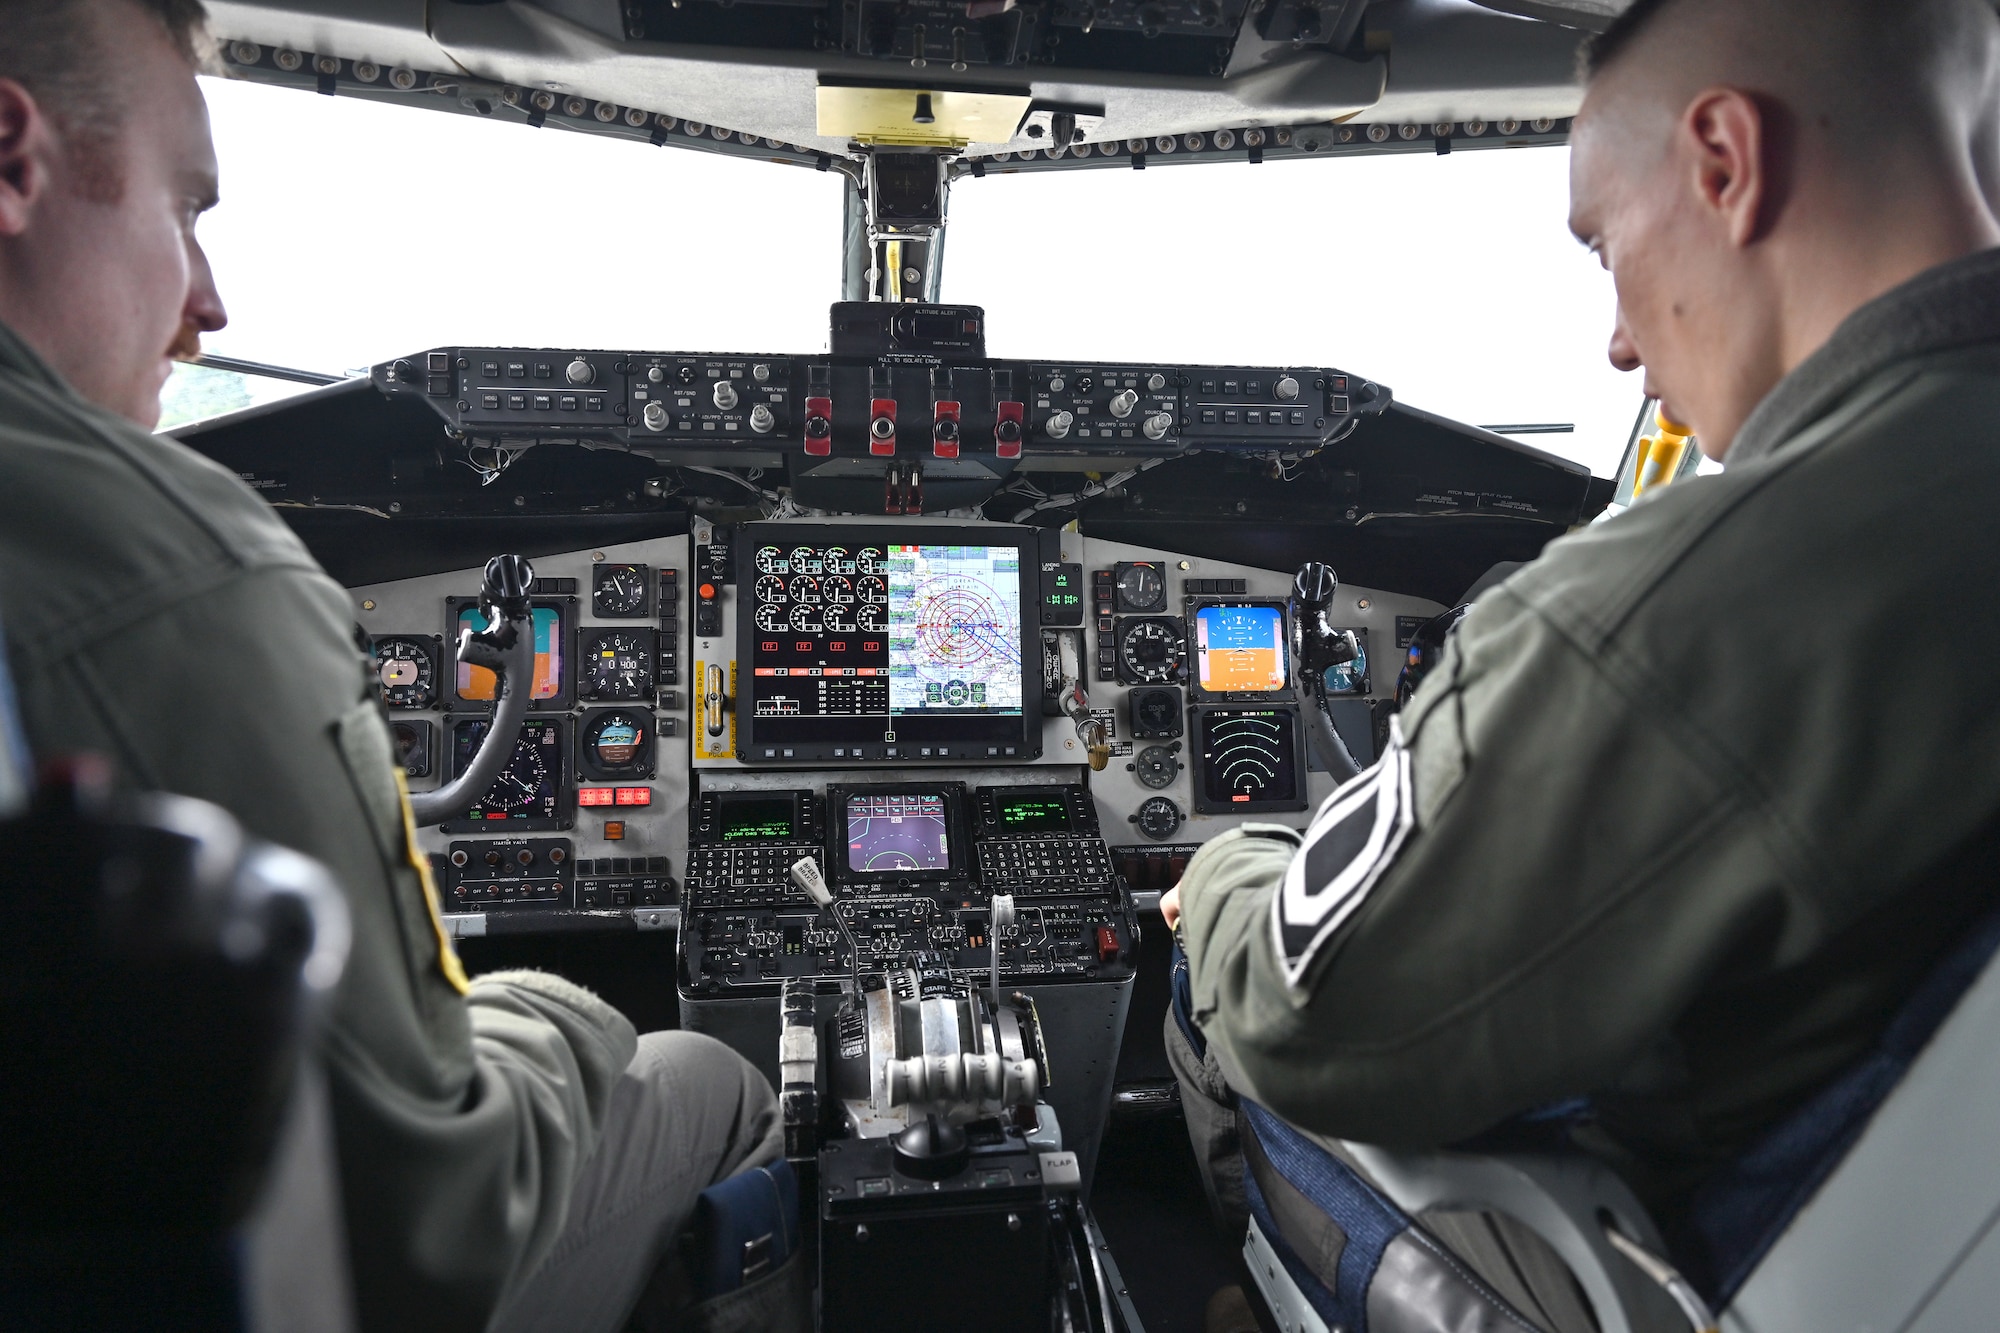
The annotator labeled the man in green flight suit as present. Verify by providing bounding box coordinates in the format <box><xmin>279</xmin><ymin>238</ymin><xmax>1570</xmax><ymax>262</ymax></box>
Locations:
<box><xmin>0</xmin><ymin>3</ymin><xmax>782</xmax><ymax>1329</ymax></box>
<box><xmin>1164</xmin><ymin>0</ymin><xmax>2000</xmax><ymax>1317</ymax></box>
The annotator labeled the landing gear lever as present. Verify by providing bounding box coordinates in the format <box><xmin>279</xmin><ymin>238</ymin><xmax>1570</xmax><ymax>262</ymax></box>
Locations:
<box><xmin>408</xmin><ymin>555</ymin><xmax>537</xmax><ymax>827</ymax></box>
<box><xmin>1291</xmin><ymin>561</ymin><xmax>1365</xmax><ymax>783</ymax></box>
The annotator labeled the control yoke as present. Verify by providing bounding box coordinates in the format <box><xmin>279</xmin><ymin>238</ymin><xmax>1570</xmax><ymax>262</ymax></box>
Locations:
<box><xmin>408</xmin><ymin>555</ymin><xmax>536</xmax><ymax>827</ymax></box>
<box><xmin>1290</xmin><ymin>561</ymin><xmax>1365</xmax><ymax>783</ymax></box>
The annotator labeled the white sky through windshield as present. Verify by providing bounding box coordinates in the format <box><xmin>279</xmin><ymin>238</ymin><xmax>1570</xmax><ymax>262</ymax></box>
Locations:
<box><xmin>193</xmin><ymin>77</ymin><xmax>1637</xmax><ymax>475</ymax></box>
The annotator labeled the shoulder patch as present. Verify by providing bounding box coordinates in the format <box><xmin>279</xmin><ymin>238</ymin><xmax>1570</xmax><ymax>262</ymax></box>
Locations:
<box><xmin>1272</xmin><ymin>723</ymin><xmax>1416</xmax><ymax>987</ymax></box>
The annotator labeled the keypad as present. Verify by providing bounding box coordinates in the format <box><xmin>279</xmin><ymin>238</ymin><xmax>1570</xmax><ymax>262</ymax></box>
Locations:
<box><xmin>977</xmin><ymin>837</ymin><xmax>1115</xmax><ymax>895</ymax></box>
<box><xmin>685</xmin><ymin>843</ymin><xmax>822</xmax><ymax>906</ymax></box>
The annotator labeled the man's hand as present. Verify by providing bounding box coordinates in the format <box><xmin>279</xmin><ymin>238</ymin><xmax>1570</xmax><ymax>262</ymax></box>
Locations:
<box><xmin>1160</xmin><ymin>886</ymin><xmax>1181</xmax><ymax>930</ymax></box>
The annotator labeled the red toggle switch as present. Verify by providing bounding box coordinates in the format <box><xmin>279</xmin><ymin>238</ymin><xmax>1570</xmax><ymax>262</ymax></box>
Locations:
<box><xmin>1096</xmin><ymin>925</ymin><xmax>1120</xmax><ymax>962</ymax></box>
<box><xmin>869</xmin><ymin>398</ymin><xmax>898</xmax><ymax>457</ymax></box>
<box><xmin>804</xmin><ymin>396</ymin><xmax>832</xmax><ymax>457</ymax></box>
<box><xmin>995</xmin><ymin>401</ymin><xmax>1025</xmax><ymax>459</ymax></box>
<box><xmin>933</xmin><ymin>400</ymin><xmax>961</xmax><ymax>459</ymax></box>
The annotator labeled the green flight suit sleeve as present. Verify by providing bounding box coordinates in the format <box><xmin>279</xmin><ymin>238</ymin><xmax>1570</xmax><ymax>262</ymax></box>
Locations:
<box><xmin>1179</xmin><ymin>572</ymin><xmax>1785</xmax><ymax>1149</ymax></box>
<box><xmin>0</xmin><ymin>385</ymin><xmax>639</xmax><ymax>1329</ymax></box>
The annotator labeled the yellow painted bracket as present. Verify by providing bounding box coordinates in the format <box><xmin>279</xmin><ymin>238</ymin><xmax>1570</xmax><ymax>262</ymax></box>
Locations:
<box><xmin>816</xmin><ymin>84</ymin><xmax>1032</xmax><ymax>147</ymax></box>
<box><xmin>695</xmin><ymin>658</ymin><xmax>738</xmax><ymax>760</ymax></box>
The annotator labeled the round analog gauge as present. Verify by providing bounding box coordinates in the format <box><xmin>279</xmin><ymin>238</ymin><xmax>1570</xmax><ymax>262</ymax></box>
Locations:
<box><xmin>788</xmin><ymin>575</ymin><xmax>820</xmax><ymax>604</ymax></box>
<box><xmin>583</xmin><ymin>632</ymin><xmax>653</xmax><ymax>700</ymax></box>
<box><xmin>755</xmin><ymin>574</ymin><xmax>786</xmax><ymax>604</ymax></box>
<box><xmin>1134</xmin><ymin>796</ymin><xmax>1183</xmax><ymax>840</ymax></box>
<box><xmin>789</xmin><ymin>546</ymin><xmax>822</xmax><ymax>574</ymax></box>
<box><xmin>593</xmin><ymin>564</ymin><xmax>649</xmax><ymax>617</ymax></box>
<box><xmin>856</xmin><ymin>575</ymin><xmax>888</xmax><ymax>604</ymax></box>
<box><xmin>1136</xmin><ymin>745</ymin><xmax>1181</xmax><ymax>790</ymax></box>
<box><xmin>1119</xmin><ymin>619</ymin><xmax>1185</xmax><ymax>683</ymax></box>
<box><xmin>822</xmin><ymin>575</ymin><xmax>855</xmax><ymax>604</ymax></box>
<box><xmin>754</xmin><ymin>604</ymin><xmax>786</xmax><ymax>633</ymax></box>
<box><xmin>856</xmin><ymin>547</ymin><xmax>884</xmax><ymax>575</ymax></box>
<box><xmin>823</xmin><ymin>546</ymin><xmax>853</xmax><ymax>574</ymax></box>
<box><xmin>1116</xmin><ymin>563</ymin><xmax>1166</xmax><ymax>613</ymax></box>
<box><xmin>755</xmin><ymin>545</ymin><xmax>788</xmax><ymax>575</ymax></box>
<box><xmin>822</xmin><ymin>603</ymin><xmax>857</xmax><ymax>633</ymax></box>
<box><xmin>857</xmin><ymin>603</ymin><xmax>886</xmax><ymax>632</ymax></box>
<box><xmin>373</xmin><ymin>637</ymin><xmax>437</xmax><ymax>709</ymax></box>
<box><xmin>790</xmin><ymin>603</ymin><xmax>821</xmax><ymax>632</ymax></box>
<box><xmin>585</xmin><ymin>710</ymin><xmax>649</xmax><ymax>775</ymax></box>
<box><xmin>486</xmin><ymin>739</ymin><xmax>549</xmax><ymax>810</ymax></box>
<box><xmin>1132</xmin><ymin>687</ymin><xmax>1182</xmax><ymax>738</ymax></box>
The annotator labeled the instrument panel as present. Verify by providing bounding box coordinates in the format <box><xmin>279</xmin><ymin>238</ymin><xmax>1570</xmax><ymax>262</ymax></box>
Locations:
<box><xmin>345</xmin><ymin>520</ymin><xmax>1444</xmax><ymax>936</ymax></box>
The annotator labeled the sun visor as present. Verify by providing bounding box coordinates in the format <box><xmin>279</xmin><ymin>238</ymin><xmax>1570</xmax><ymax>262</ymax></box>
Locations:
<box><xmin>816</xmin><ymin>84</ymin><xmax>1033</xmax><ymax>147</ymax></box>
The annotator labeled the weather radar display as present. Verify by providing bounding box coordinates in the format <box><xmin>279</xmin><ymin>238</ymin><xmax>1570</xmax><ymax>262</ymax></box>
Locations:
<box><xmin>887</xmin><ymin>544</ymin><xmax>1024</xmax><ymax>714</ymax></box>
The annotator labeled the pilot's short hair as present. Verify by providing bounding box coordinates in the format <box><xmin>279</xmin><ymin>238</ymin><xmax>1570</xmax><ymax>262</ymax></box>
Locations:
<box><xmin>1578</xmin><ymin>0</ymin><xmax>1681</xmax><ymax>80</ymax></box>
<box><xmin>0</xmin><ymin>0</ymin><xmax>212</xmax><ymax>173</ymax></box>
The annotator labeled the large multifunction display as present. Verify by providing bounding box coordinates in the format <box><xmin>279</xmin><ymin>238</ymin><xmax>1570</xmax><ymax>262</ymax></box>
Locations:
<box><xmin>681</xmin><ymin>780</ymin><xmax>1132</xmax><ymax>997</ymax></box>
<box><xmin>737</xmin><ymin>524</ymin><xmax>1042</xmax><ymax>763</ymax></box>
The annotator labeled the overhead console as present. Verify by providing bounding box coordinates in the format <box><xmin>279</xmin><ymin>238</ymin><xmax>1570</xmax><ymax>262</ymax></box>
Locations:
<box><xmin>370</xmin><ymin>303</ymin><xmax>1386</xmax><ymax>513</ymax></box>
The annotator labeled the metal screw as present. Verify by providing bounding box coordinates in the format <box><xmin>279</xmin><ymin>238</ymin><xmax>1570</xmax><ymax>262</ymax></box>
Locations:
<box><xmin>360</xmin><ymin>599</ymin><xmax>376</xmax><ymax>611</ymax></box>
<box><xmin>388</xmin><ymin>502</ymin><xmax>401</xmax><ymax>513</ymax></box>
<box><xmin>513</xmin><ymin>495</ymin><xmax>526</xmax><ymax>507</ymax></box>
<box><xmin>854</xmin><ymin>1224</ymin><xmax>870</xmax><ymax>1242</ymax></box>
<box><xmin>592</xmin><ymin>551</ymin><xmax>606</xmax><ymax>562</ymax></box>
<box><xmin>1357</xmin><ymin>598</ymin><xmax>1370</xmax><ymax>610</ymax></box>
<box><xmin>1007</xmin><ymin>1213</ymin><xmax>1022</xmax><ymax>1231</ymax></box>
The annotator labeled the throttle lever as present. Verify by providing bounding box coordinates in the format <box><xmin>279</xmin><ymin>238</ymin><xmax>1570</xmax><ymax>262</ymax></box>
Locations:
<box><xmin>408</xmin><ymin>555</ymin><xmax>538</xmax><ymax>827</ymax></box>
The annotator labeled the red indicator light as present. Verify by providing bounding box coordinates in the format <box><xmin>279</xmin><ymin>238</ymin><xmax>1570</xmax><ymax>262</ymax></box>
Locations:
<box><xmin>484</xmin><ymin>811</ymin><xmax>509</xmax><ymax>820</ymax></box>
<box><xmin>615</xmin><ymin>787</ymin><xmax>652</xmax><ymax>806</ymax></box>
<box><xmin>579</xmin><ymin>787</ymin><xmax>616</xmax><ymax>807</ymax></box>
<box><xmin>1232</xmin><ymin>794</ymin><xmax>1250</xmax><ymax>803</ymax></box>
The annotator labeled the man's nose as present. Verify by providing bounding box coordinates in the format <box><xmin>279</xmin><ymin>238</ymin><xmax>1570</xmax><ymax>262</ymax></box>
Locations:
<box><xmin>185</xmin><ymin>239</ymin><xmax>227</xmax><ymax>334</ymax></box>
<box><xmin>1607</xmin><ymin>305</ymin><xmax>1642</xmax><ymax>373</ymax></box>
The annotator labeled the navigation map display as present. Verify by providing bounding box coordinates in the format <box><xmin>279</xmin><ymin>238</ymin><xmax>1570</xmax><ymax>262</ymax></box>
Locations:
<box><xmin>1193</xmin><ymin>706</ymin><xmax>1306</xmax><ymax>814</ymax></box>
<box><xmin>846</xmin><ymin>793</ymin><xmax>951</xmax><ymax>873</ymax></box>
<box><xmin>740</xmin><ymin>525</ymin><xmax>1040</xmax><ymax>760</ymax></box>
<box><xmin>1193</xmin><ymin>603</ymin><xmax>1289</xmax><ymax>696</ymax></box>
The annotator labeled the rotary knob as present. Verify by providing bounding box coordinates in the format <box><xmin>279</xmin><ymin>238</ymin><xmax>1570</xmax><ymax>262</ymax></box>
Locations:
<box><xmin>565</xmin><ymin>358</ymin><xmax>595</xmax><ymax>386</ymax></box>
<box><xmin>749</xmin><ymin>403</ymin><xmax>775</xmax><ymax>434</ymax></box>
<box><xmin>642</xmin><ymin>401</ymin><xmax>669</xmax><ymax>432</ymax></box>
<box><xmin>646</xmin><ymin>366</ymin><xmax>664</xmax><ymax>384</ymax></box>
<box><xmin>751</xmin><ymin>363</ymin><xmax>771</xmax><ymax>383</ymax></box>
<box><xmin>1109</xmin><ymin>389</ymin><xmax>1139</xmax><ymax>419</ymax></box>
<box><xmin>805</xmin><ymin>414</ymin><xmax>832</xmax><ymax>441</ymax></box>
<box><xmin>1275</xmin><ymin>375</ymin><xmax>1301</xmax><ymax>402</ymax></box>
<box><xmin>1146</xmin><ymin>372</ymin><xmax>1167</xmax><ymax>392</ymax></box>
<box><xmin>1142</xmin><ymin>412</ymin><xmax>1173</xmax><ymax>441</ymax></box>
<box><xmin>712</xmin><ymin>380</ymin><xmax>739</xmax><ymax>411</ymax></box>
<box><xmin>1045</xmin><ymin>410</ymin><xmax>1075</xmax><ymax>440</ymax></box>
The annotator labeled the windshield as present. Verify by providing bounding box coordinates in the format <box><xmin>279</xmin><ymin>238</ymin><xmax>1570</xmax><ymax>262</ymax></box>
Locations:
<box><xmin>170</xmin><ymin>77</ymin><xmax>844</xmax><ymax>426</ymax></box>
<box><xmin>181</xmin><ymin>78</ymin><xmax>1633</xmax><ymax>473</ymax></box>
<box><xmin>947</xmin><ymin>151</ymin><xmax>1635</xmax><ymax>476</ymax></box>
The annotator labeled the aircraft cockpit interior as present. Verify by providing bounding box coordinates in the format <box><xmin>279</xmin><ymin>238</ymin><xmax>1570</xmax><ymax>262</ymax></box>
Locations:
<box><xmin>10</xmin><ymin>0</ymin><xmax>2000</xmax><ymax>1330</ymax></box>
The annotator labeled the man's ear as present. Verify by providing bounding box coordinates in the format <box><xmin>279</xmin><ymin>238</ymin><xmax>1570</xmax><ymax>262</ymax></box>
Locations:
<box><xmin>0</xmin><ymin>79</ymin><xmax>53</xmax><ymax>240</ymax></box>
<box><xmin>1681</xmin><ymin>87</ymin><xmax>1776</xmax><ymax>250</ymax></box>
